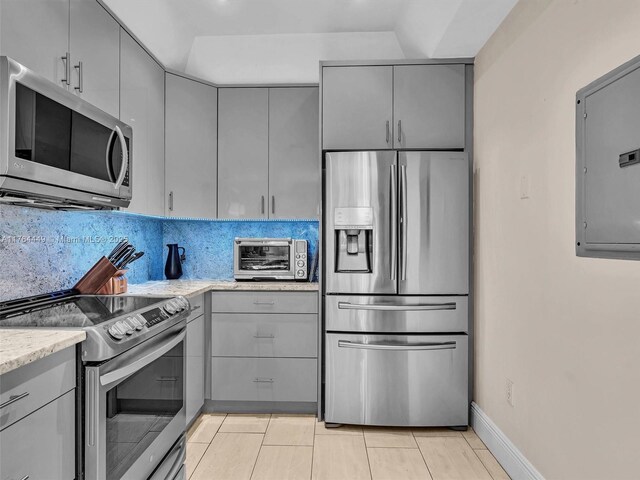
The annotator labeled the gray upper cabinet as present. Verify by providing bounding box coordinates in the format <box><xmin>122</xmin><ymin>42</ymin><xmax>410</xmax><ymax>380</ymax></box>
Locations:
<box><xmin>393</xmin><ymin>65</ymin><xmax>465</xmax><ymax>149</ymax></box>
<box><xmin>120</xmin><ymin>30</ymin><xmax>165</xmax><ymax>217</ymax></box>
<box><xmin>268</xmin><ymin>87</ymin><xmax>320</xmax><ymax>219</ymax></box>
<box><xmin>69</xmin><ymin>0</ymin><xmax>120</xmax><ymax>117</ymax></box>
<box><xmin>322</xmin><ymin>66</ymin><xmax>393</xmax><ymax>150</ymax></box>
<box><xmin>165</xmin><ymin>73</ymin><xmax>218</xmax><ymax>219</ymax></box>
<box><xmin>0</xmin><ymin>0</ymin><xmax>70</xmax><ymax>86</ymax></box>
<box><xmin>218</xmin><ymin>88</ymin><xmax>269</xmax><ymax>219</ymax></box>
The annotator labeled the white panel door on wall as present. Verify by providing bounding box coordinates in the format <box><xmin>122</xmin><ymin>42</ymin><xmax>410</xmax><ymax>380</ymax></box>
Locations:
<box><xmin>165</xmin><ymin>73</ymin><xmax>218</xmax><ymax>219</ymax></box>
<box><xmin>120</xmin><ymin>30</ymin><xmax>165</xmax><ymax>217</ymax></box>
<box><xmin>0</xmin><ymin>0</ymin><xmax>70</xmax><ymax>86</ymax></box>
<box><xmin>217</xmin><ymin>88</ymin><xmax>269</xmax><ymax>219</ymax></box>
<box><xmin>69</xmin><ymin>0</ymin><xmax>120</xmax><ymax>117</ymax></box>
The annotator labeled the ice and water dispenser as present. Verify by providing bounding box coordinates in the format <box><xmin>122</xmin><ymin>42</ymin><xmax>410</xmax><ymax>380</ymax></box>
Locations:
<box><xmin>334</xmin><ymin>207</ymin><xmax>373</xmax><ymax>273</ymax></box>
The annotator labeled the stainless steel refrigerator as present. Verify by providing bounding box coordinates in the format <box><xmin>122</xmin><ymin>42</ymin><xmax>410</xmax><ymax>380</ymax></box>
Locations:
<box><xmin>324</xmin><ymin>150</ymin><xmax>469</xmax><ymax>427</ymax></box>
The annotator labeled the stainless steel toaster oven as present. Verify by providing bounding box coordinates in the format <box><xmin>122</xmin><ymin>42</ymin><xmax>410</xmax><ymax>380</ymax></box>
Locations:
<box><xmin>234</xmin><ymin>238</ymin><xmax>308</xmax><ymax>281</ymax></box>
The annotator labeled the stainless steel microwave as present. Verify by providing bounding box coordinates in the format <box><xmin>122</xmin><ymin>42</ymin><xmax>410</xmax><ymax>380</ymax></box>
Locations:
<box><xmin>234</xmin><ymin>238</ymin><xmax>308</xmax><ymax>281</ymax></box>
<box><xmin>0</xmin><ymin>56</ymin><xmax>132</xmax><ymax>209</ymax></box>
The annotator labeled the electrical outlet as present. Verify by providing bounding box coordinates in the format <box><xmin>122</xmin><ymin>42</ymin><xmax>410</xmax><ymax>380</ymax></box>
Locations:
<box><xmin>506</xmin><ymin>379</ymin><xmax>515</xmax><ymax>407</ymax></box>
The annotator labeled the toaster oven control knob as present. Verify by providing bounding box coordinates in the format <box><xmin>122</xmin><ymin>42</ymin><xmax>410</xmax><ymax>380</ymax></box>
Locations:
<box><xmin>297</xmin><ymin>260</ymin><xmax>304</xmax><ymax>267</ymax></box>
<box><xmin>108</xmin><ymin>324</ymin><xmax>125</xmax><ymax>340</ymax></box>
<box><xmin>297</xmin><ymin>269</ymin><xmax>304</xmax><ymax>277</ymax></box>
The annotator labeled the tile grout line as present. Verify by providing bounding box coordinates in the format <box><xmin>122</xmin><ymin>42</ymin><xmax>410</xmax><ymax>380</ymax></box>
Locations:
<box><xmin>310</xmin><ymin>420</ymin><xmax>316</xmax><ymax>480</ymax></box>
<box><xmin>413</xmin><ymin>429</ymin><xmax>437</xmax><ymax>480</ymax></box>
<box><xmin>362</xmin><ymin>431</ymin><xmax>374</xmax><ymax>480</ymax></box>
<box><xmin>248</xmin><ymin>414</ymin><xmax>271</xmax><ymax>480</ymax></box>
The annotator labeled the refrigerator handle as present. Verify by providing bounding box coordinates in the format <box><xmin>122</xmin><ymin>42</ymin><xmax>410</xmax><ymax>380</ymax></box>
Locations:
<box><xmin>400</xmin><ymin>164</ymin><xmax>408</xmax><ymax>281</ymax></box>
<box><xmin>390</xmin><ymin>164</ymin><xmax>397</xmax><ymax>280</ymax></box>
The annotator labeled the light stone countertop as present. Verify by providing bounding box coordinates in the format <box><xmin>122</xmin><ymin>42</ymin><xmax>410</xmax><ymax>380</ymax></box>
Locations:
<box><xmin>127</xmin><ymin>279</ymin><xmax>319</xmax><ymax>298</ymax></box>
<box><xmin>0</xmin><ymin>329</ymin><xmax>86</xmax><ymax>375</ymax></box>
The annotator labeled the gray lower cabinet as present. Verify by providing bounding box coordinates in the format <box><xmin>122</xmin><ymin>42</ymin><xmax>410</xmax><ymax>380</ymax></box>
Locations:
<box><xmin>120</xmin><ymin>29</ymin><xmax>165</xmax><ymax>216</ymax></box>
<box><xmin>186</xmin><ymin>313</ymin><xmax>205</xmax><ymax>425</ymax></box>
<box><xmin>210</xmin><ymin>291</ymin><xmax>318</xmax><ymax>412</ymax></box>
<box><xmin>322</xmin><ymin>66</ymin><xmax>394</xmax><ymax>150</ymax></box>
<box><xmin>165</xmin><ymin>73</ymin><xmax>218</xmax><ymax>219</ymax></box>
<box><xmin>0</xmin><ymin>348</ymin><xmax>76</xmax><ymax>480</ymax></box>
<box><xmin>217</xmin><ymin>88</ymin><xmax>269</xmax><ymax>219</ymax></box>
<box><xmin>69</xmin><ymin>0</ymin><xmax>120</xmax><ymax>117</ymax></box>
<box><xmin>0</xmin><ymin>0</ymin><xmax>70</xmax><ymax>86</ymax></box>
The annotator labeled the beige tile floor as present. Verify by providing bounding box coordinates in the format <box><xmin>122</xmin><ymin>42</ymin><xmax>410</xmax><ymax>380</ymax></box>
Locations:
<box><xmin>186</xmin><ymin>414</ymin><xmax>511</xmax><ymax>480</ymax></box>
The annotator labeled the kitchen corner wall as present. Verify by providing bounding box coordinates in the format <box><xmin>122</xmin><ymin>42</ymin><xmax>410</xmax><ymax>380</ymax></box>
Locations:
<box><xmin>0</xmin><ymin>204</ymin><xmax>318</xmax><ymax>302</ymax></box>
<box><xmin>473</xmin><ymin>1</ymin><xmax>640</xmax><ymax>478</ymax></box>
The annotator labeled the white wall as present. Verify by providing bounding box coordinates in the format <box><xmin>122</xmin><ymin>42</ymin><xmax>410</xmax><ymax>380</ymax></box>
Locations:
<box><xmin>473</xmin><ymin>1</ymin><xmax>640</xmax><ymax>478</ymax></box>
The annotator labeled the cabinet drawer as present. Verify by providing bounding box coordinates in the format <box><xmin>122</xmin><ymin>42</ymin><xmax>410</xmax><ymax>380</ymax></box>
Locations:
<box><xmin>325</xmin><ymin>295</ymin><xmax>468</xmax><ymax>333</ymax></box>
<box><xmin>0</xmin><ymin>389</ymin><xmax>75</xmax><ymax>480</ymax></box>
<box><xmin>211</xmin><ymin>291</ymin><xmax>317</xmax><ymax>314</ymax></box>
<box><xmin>0</xmin><ymin>347</ymin><xmax>75</xmax><ymax>430</ymax></box>
<box><xmin>187</xmin><ymin>294</ymin><xmax>205</xmax><ymax>323</ymax></box>
<box><xmin>325</xmin><ymin>333</ymin><xmax>468</xmax><ymax>426</ymax></box>
<box><xmin>211</xmin><ymin>357</ymin><xmax>317</xmax><ymax>402</ymax></box>
<box><xmin>212</xmin><ymin>313</ymin><xmax>317</xmax><ymax>357</ymax></box>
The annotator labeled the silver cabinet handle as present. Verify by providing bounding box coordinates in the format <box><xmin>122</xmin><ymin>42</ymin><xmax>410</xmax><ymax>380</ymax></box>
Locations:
<box><xmin>338</xmin><ymin>302</ymin><xmax>456</xmax><ymax>311</ymax></box>
<box><xmin>397</xmin><ymin>120</ymin><xmax>402</xmax><ymax>144</ymax></box>
<box><xmin>261</xmin><ymin>195</ymin><xmax>265</xmax><ymax>215</ymax></box>
<box><xmin>253</xmin><ymin>334</ymin><xmax>275</xmax><ymax>339</ymax></box>
<box><xmin>20</xmin><ymin>475</ymin><xmax>30</xmax><ymax>480</ymax></box>
<box><xmin>156</xmin><ymin>376</ymin><xmax>178</xmax><ymax>382</ymax></box>
<box><xmin>386</xmin><ymin>120</ymin><xmax>390</xmax><ymax>143</ymax></box>
<box><xmin>253</xmin><ymin>301</ymin><xmax>275</xmax><ymax>305</ymax></box>
<box><xmin>74</xmin><ymin>60</ymin><xmax>83</xmax><ymax>92</ymax></box>
<box><xmin>168</xmin><ymin>191</ymin><xmax>174</xmax><ymax>211</ymax></box>
<box><xmin>253</xmin><ymin>378</ymin><xmax>274</xmax><ymax>383</ymax></box>
<box><xmin>338</xmin><ymin>340</ymin><xmax>456</xmax><ymax>351</ymax></box>
<box><xmin>113</xmin><ymin>125</ymin><xmax>129</xmax><ymax>190</ymax></box>
<box><xmin>61</xmin><ymin>52</ymin><xmax>70</xmax><ymax>85</ymax></box>
<box><xmin>271</xmin><ymin>195</ymin><xmax>275</xmax><ymax>215</ymax></box>
<box><xmin>390</xmin><ymin>164</ymin><xmax>397</xmax><ymax>280</ymax></box>
<box><xmin>400</xmin><ymin>164</ymin><xmax>408</xmax><ymax>281</ymax></box>
<box><xmin>0</xmin><ymin>391</ymin><xmax>29</xmax><ymax>409</ymax></box>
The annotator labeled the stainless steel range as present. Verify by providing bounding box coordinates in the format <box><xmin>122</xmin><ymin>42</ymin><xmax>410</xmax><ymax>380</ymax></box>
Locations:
<box><xmin>0</xmin><ymin>291</ymin><xmax>191</xmax><ymax>480</ymax></box>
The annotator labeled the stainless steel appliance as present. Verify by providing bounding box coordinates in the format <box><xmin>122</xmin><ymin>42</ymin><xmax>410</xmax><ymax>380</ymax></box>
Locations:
<box><xmin>324</xmin><ymin>150</ymin><xmax>469</xmax><ymax>427</ymax></box>
<box><xmin>0</xmin><ymin>56</ymin><xmax>132</xmax><ymax>209</ymax></box>
<box><xmin>234</xmin><ymin>237</ymin><xmax>308</xmax><ymax>281</ymax></box>
<box><xmin>0</xmin><ymin>292</ymin><xmax>191</xmax><ymax>480</ymax></box>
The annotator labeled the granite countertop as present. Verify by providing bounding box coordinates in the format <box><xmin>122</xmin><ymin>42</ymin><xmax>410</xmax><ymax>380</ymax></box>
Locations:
<box><xmin>127</xmin><ymin>279</ymin><xmax>319</xmax><ymax>298</ymax></box>
<box><xmin>0</xmin><ymin>329</ymin><xmax>86</xmax><ymax>375</ymax></box>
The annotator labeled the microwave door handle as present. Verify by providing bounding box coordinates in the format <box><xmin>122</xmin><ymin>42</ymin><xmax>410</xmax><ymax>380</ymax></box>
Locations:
<box><xmin>105</xmin><ymin>129</ymin><xmax>117</xmax><ymax>183</ymax></box>
<box><xmin>99</xmin><ymin>331</ymin><xmax>185</xmax><ymax>388</ymax></box>
<box><xmin>113</xmin><ymin>125</ymin><xmax>129</xmax><ymax>189</ymax></box>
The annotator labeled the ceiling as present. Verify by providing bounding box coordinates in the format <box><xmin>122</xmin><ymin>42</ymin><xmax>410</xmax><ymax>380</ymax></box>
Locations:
<box><xmin>103</xmin><ymin>0</ymin><xmax>518</xmax><ymax>84</ymax></box>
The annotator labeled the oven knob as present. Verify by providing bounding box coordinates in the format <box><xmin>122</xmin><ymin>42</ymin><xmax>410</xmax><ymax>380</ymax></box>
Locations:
<box><xmin>118</xmin><ymin>320</ymin><xmax>134</xmax><ymax>335</ymax></box>
<box><xmin>164</xmin><ymin>302</ymin><xmax>177</xmax><ymax>315</ymax></box>
<box><xmin>297</xmin><ymin>260</ymin><xmax>304</xmax><ymax>267</ymax></box>
<box><xmin>297</xmin><ymin>269</ymin><xmax>304</xmax><ymax>277</ymax></box>
<box><xmin>108</xmin><ymin>324</ymin><xmax>124</xmax><ymax>340</ymax></box>
<box><xmin>125</xmin><ymin>317</ymin><xmax>140</xmax><ymax>331</ymax></box>
<box><xmin>135</xmin><ymin>314</ymin><xmax>147</xmax><ymax>329</ymax></box>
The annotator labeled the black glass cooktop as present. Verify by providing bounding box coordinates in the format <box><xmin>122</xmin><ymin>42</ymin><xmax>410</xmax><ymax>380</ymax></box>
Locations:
<box><xmin>0</xmin><ymin>292</ymin><xmax>170</xmax><ymax>328</ymax></box>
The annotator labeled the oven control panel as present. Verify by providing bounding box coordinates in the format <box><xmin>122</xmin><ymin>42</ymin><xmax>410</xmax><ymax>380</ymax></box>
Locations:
<box><xmin>107</xmin><ymin>296</ymin><xmax>189</xmax><ymax>340</ymax></box>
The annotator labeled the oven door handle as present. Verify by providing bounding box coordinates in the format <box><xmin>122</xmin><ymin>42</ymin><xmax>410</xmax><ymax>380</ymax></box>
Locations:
<box><xmin>100</xmin><ymin>331</ymin><xmax>185</xmax><ymax>387</ymax></box>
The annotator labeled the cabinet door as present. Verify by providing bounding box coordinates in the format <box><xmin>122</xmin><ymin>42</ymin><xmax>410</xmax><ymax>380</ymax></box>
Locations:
<box><xmin>165</xmin><ymin>73</ymin><xmax>218</xmax><ymax>219</ymax></box>
<box><xmin>0</xmin><ymin>0</ymin><xmax>69</xmax><ymax>86</ymax></box>
<box><xmin>186</xmin><ymin>315</ymin><xmax>205</xmax><ymax>425</ymax></box>
<box><xmin>322</xmin><ymin>66</ymin><xmax>393</xmax><ymax>150</ymax></box>
<box><xmin>393</xmin><ymin>65</ymin><xmax>465</xmax><ymax>149</ymax></box>
<box><xmin>120</xmin><ymin>30</ymin><xmax>165</xmax><ymax>216</ymax></box>
<box><xmin>268</xmin><ymin>87</ymin><xmax>319</xmax><ymax>219</ymax></box>
<box><xmin>218</xmin><ymin>88</ymin><xmax>269</xmax><ymax>219</ymax></box>
<box><xmin>69</xmin><ymin>0</ymin><xmax>120</xmax><ymax>117</ymax></box>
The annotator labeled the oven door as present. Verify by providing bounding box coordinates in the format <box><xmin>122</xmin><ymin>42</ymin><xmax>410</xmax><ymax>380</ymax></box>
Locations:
<box><xmin>234</xmin><ymin>238</ymin><xmax>295</xmax><ymax>280</ymax></box>
<box><xmin>84</xmin><ymin>324</ymin><xmax>185</xmax><ymax>480</ymax></box>
<box><xmin>1</xmin><ymin>56</ymin><xmax>132</xmax><ymax>205</ymax></box>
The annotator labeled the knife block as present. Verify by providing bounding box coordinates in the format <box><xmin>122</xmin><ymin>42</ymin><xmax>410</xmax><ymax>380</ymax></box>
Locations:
<box><xmin>73</xmin><ymin>256</ymin><xmax>119</xmax><ymax>294</ymax></box>
<box><xmin>96</xmin><ymin>270</ymin><xmax>128</xmax><ymax>295</ymax></box>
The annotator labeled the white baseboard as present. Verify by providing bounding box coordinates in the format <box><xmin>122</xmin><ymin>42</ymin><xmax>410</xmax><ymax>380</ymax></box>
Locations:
<box><xmin>471</xmin><ymin>402</ymin><xmax>545</xmax><ymax>480</ymax></box>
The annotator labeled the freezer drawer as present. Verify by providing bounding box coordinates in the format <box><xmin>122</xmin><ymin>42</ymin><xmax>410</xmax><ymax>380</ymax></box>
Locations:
<box><xmin>325</xmin><ymin>333</ymin><xmax>468</xmax><ymax>427</ymax></box>
<box><xmin>325</xmin><ymin>295</ymin><xmax>468</xmax><ymax>333</ymax></box>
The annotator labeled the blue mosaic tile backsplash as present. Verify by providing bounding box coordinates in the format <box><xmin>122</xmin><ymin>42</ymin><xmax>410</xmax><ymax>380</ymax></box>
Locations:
<box><xmin>0</xmin><ymin>204</ymin><xmax>318</xmax><ymax>301</ymax></box>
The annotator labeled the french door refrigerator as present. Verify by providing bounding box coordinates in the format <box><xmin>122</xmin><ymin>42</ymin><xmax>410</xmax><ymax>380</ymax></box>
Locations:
<box><xmin>324</xmin><ymin>150</ymin><xmax>469</xmax><ymax>427</ymax></box>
